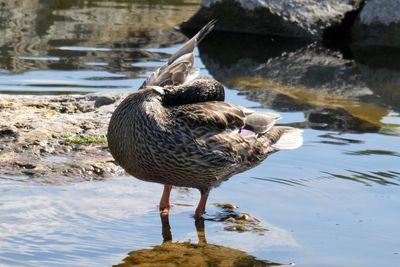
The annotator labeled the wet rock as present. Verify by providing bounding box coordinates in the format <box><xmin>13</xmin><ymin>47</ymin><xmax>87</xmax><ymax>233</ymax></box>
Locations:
<box><xmin>213</xmin><ymin>203</ymin><xmax>238</xmax><ymax>210</ymax></box>
<box><xmin>182</xmin><ymin>0</ymin><xmax>363</xmax><ymax>40</ymax></box>
<box><xmin>208</xmin><ymin>203</ymin><xmax>268</xmax><ymax>234</ymax></box>
<box><xmin>87</xmin><ymin>93</ymin><xmax>124</xmax><ymax>108</ymax></box>
<box><xmin>0</xmin><ymin>93</ymin><xmax>127</xmax><ymax>184</ymax></box>
<box><xmin>352</xmin><ymin>0</ymin><xmax>400</xmax><ymax>48</ymax></box>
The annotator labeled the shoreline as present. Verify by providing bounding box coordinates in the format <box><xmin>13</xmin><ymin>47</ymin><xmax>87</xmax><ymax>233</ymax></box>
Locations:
<box><xmin>0</xmin><ymin>93</ymin><xmax>128</xmax><ymax>184</ymax></box>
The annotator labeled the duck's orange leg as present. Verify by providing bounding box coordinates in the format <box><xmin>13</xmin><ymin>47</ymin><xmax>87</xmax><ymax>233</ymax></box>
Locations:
<box><xmin>159</xmin><ymin>184</ymin><xmax>172</xmax><ymax>216</ymax></box>
<box><xmin>195</xmin><ymin>189</ymin><xmax>209</xmax><ymax>219</ymax></box>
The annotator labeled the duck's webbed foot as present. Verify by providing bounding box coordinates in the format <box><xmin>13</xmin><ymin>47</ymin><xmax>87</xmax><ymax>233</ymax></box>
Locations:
<box><xmin>195</xmin><ymin>188</ymin><xmax>210</xmax><ymax>219</ymax></box>
<box><xmin>159</xmin><ymin>184</ymin><xmax>172</xmax><ymax>216</ymax></box>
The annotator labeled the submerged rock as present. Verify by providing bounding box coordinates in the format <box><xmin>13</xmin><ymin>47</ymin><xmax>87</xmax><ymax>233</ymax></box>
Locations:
<box><xmin>207</xmin><ymin>203</ymin><xmax>268</xmax><ymax>234</ymax></box>
<box><xmin>182</xmin><ymin>0</ymin><xmax>363</xmax><ymax>40</ymax></box>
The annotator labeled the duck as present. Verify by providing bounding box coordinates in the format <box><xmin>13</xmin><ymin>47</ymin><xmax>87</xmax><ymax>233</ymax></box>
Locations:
<box><xmin>107</xmin><ymin>20</ymin><xmax>303</xmax><ymax>219</ymax></box>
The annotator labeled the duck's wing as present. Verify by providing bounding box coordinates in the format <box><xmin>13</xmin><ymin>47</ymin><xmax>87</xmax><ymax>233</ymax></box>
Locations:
<box><xmin>171</xmin><ymin>102</ymin><xmax>302</xmax><ymax>162</ymax></box>
<box><xmin>172</xmin><ymin>102</ymin><xmax>288</xmax><ymax>137</ymax></box>
<box><xmin>171</xmin><ymin>101</ymin><xmax>248</xmax><ymax>165</ymax></box>
<box><xmin>172</xmin><ymin>101</ymin><xmax>246</xmax><ymax>131</ymax></box>
<box><xmin>140</xmin><ymin>20</ymin><xmax>216</xmax><ymax>89</ymax></box>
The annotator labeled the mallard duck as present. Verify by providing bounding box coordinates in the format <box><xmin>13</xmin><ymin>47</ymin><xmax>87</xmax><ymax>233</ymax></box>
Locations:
<box><xmin>107</xmin><ymin>20</ymin><xmax>303</xmax><ymax>218</ymax></box>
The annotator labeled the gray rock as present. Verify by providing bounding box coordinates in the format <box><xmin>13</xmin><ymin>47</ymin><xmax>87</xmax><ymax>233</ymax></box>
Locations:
<box><xmin>87</xmin><ymin>93</ymin><xmax>126</xmax><ymax>108</ymax></box>
<box><xmin>182</xmin><ymin>0</ymin><xmax>363</xmax><ymax>40</ymax></box>
<box><xmin>358</xmin><ymin>0</ymin><xmax>400</xmax><ymax>25</ymax></box>
<box><xmin>352</xmin><ymin>0</ymin><xmax>400</xmax><ymax>48</ymax></box>
<box><xmin>0</xmin><ymin>93</ymin><xmax>127</xmax><ymax>183</ymax></box>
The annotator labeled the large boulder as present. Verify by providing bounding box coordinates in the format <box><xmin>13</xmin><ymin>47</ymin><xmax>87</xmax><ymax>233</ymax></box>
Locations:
<box><xmin>351</xmin><ymin>0</ymin><xmax>400</xmax><ymax>48</ymax></box>
<box><xmin>181</xmin><ymin>0</ymin><xmax>363</xmax><ymax>40</ymax></box>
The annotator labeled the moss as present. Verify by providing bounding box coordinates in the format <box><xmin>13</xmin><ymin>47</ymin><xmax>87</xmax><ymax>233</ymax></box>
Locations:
<box><xmin>65</xmin><ymin>133</ymin><xmax>107</xmax><ymax>144</ymax></box>
<box><xmin>67</xmin><ymin>162</ymin><xmax>82</xmax><ymax>169</ymax></box>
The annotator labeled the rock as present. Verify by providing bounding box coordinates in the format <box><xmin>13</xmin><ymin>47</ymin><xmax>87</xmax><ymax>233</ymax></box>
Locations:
<box><xmin>207</xmin><ymin>203</ymin><xmax>268</xmax><ymax>234</ymax></box>
<box><xmin>352</xmin><ymin>0</ymin><xmax>400</xmax><ymax>48</ymax></box>
<box><xmin>0</xmin><ymin>93</ymin><xmax>127</xmax><ymax>183</ymax></box>
<box><xmin>182</xmin><ymin>0</ymin><xmax>363</xmax><ymax>40</ymax></box>
<box><xmin>213</xmin><ymin>203</ymin><xmax>238</xmax><ymax>209</ymax></box>
<box><xmin>87</xmin><ymin>93</ymin><xmax>125</xmax><ymax>108</ymax></box>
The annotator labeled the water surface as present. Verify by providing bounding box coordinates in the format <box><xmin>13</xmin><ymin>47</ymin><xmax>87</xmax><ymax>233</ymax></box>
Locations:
<box><xmin>1</xmin><ymin>1</ymin><xmax>400</xmax><ymax>266</ymax></box>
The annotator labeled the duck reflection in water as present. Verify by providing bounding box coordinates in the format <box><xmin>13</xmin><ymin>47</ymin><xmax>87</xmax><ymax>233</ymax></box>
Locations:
<box><xmin>107</xmin><ymin>20</ymin><xmax>303</xmax><ymax>219</ymax></box>
<box><xmin>114</xmin><ymin>215</ymin><xmax>286</xmax><ymax>267</ymax></box>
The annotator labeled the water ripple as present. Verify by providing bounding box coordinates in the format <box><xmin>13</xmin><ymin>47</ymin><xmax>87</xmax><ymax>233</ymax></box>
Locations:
<box><xmin>323</xmin><ymin>170</ymin><xmax>400</xmax><ymax>186</ymax></box>
<box><xmin>345</xmin><ymin>149</ymin><xmax>400</xmax><ymax>157</ymax></box>
<box><xmin>0</xmin><ymin>178</ymin><xmax>161</xmax><ymax>266</ymax></box>
<box><xmin>317</xmin><ymin>133</ymin><xmax>364</xmax><ymax>145</ymax></box>
<box><xmin>250</xmin><ymin>176</ymin><xmax>307</xmax><ymax>187</ymax></box>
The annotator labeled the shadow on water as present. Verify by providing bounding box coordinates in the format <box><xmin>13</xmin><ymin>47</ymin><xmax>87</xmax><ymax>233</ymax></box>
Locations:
<box><xmin>115</xmin><ymin>215</ymin><xmax>288</xmax><ymax>267</ymax></box>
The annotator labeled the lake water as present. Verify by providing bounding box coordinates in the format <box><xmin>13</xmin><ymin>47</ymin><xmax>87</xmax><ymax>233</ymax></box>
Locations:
<box><xmin>1</xmin><ymin>1</ymin><xmax>400</xmax><ymax>266</ymax></box>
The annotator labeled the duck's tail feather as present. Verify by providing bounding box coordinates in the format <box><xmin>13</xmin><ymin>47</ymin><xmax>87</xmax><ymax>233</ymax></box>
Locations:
<box><xmin>140</xmin><ymin>20</ymin><xmax>216</xmax><ymax>89</ymax></box>
<box><xmin>194</xmin><ymin>19</ymin><xmax>217</xmax><ymax>44</ymax></box>
<box><xmin>271</xmin><ymin>127</ymin><xmax>303</xmax><ymax>151</ymax></box>
<box><xmin>167</xmin><ymin>19</ymin><xmax>217</xmax><ymax>65</ymax></box>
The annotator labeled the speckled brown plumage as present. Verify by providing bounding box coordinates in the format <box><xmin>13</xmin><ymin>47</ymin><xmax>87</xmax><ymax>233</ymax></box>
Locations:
<box><xmin>107</xmin><ymin>21</ymin><xmax>303</xmax><ymax>217</ymax></box>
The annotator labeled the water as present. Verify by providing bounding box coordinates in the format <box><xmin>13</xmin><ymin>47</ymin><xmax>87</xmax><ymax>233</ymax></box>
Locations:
<box><xmin>1</xmin><ymin>1</ymin><xmax>400</xmax><ymax>266</ymax></box>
